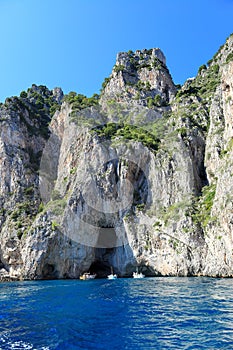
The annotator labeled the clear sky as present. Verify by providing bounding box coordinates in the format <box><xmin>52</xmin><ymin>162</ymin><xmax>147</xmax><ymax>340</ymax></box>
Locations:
<box><xmin>0</xmin><ymin>0</ymin><xmax>233</xmax><ymax>102</ymax></box>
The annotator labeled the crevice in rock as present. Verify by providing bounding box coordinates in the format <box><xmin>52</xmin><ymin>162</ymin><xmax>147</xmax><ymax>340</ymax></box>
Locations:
<box><xmin>0</xmin><ymin>258</ymin><xmax>6</xmax><ymax>270</ymax></box>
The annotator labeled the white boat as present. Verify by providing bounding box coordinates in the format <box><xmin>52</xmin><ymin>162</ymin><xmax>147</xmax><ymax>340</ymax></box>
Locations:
<box><xmin>107</xmin><ymin>273</ymin><xmax>118</xmax><ymax>280</ymax></box>
<box><xmin>79</xmin><ymin>272</ymin><xmax>96</xmax><ymax>280</ymax></box>
<box><xmin>133</xmin><ymin>268</ymin><xmax>145</xmax><ymax>279</ymax></box>
<box><xmin>107</xmin><ymin>267</ymin><xmax>117</xmax><ymax>279</ymax></box>
<box><xmin>133</xmin><ymin>272</ymin><xmax>145</xmax><ymax>278</ymax></box>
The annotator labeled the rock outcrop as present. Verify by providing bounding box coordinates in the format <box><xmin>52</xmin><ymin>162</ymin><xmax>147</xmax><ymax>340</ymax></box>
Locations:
<box><xmin>1</xmin><ymin>35</ymin><xmax>233</xmax><ymax>280</ymax></box>
<box><xmin>100</xmin><ymin>48</ymin><xmax>176</xmax><ymax>108</ymax></box>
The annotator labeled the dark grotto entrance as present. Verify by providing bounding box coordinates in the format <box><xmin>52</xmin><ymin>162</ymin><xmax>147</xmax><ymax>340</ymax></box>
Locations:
<box><xmin>90</xmin><ymin>248</ymin><xmax>116</xmax><ymax>278</ymax></box>
<box><xmin>88</xmin><ymin>226</ymin><xmax>119</xmax><ymax>277</ymax></box>
<box><xmin>42</xmin><ymin>263</ymin><xmax>57</xmax><ymax>279</ymax></box>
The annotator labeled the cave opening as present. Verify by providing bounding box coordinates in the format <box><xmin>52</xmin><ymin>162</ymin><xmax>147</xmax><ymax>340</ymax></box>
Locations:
<box><xmin>89</xmin><ymin>248</ymin><xmax>115</xmax><ymax>278</ymax></box>
<box><xmin>42</xmin><ymin>263</ymin><xmax>57</xmax><ymax>279</ymax></box>
<box><xmin>89</xmin><ymin>226</ymin><xmax>118</xmax><ymax>277</ymax></box>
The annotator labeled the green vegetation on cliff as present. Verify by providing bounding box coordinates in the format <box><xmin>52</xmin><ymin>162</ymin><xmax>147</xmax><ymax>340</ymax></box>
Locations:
<box><xmin>191</xmin><ymin>183</ymin><xmax>217</xmax><ymax>229</ymax></box>
<box><xmin>2</xmin><ymin>84</ymin><xmax>62</xmax><ymax>139</ymax></box>
<box><xmin>93</xmin><ymin>122</ymin><xmax>160</xmax><ymax>151</ymax></box>
<box><xmin>176</xmin><ymin>63</ymin><xmax>220</xmax><ymax>102</ymax></box>
<box><xmin>64</xmin><ymin>92</ymin><xmax>99</xmax><ymax>110</ymax></box>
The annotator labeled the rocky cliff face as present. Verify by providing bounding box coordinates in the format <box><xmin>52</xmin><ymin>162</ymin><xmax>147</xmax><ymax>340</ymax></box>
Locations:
<box><xmin>100</xmin><ymin>48</ymin><xmax>176</xmax><ymax>108</ymax></box>
<box><xmin>1</xmin><ymin>36</ymin><xmax>233</xmax><ymax>280</ymax></box>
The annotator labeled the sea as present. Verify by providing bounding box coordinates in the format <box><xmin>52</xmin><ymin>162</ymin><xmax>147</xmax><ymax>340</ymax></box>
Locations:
<box><xmin>0</xmin><ymin>277</ymin><xmax>233</xmax><ymax>349</ymax></box>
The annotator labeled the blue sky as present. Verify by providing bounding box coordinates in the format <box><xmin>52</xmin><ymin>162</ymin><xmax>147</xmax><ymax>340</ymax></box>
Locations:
<box><xmin>0</xmin><ymin>0</ymin><xmax>233</xmax><ymax>102</ymax></box>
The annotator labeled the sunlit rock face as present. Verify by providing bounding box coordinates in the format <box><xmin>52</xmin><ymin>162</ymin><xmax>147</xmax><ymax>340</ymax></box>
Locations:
<box><xmin>100</xmin><ymin>47</ymin><xmax>176</xmax><ymax>109</ymax></box>
<box><xmin>1</xmin><ymin>35</ymin><xmax>233</xmax><ymax>280</ymax></box>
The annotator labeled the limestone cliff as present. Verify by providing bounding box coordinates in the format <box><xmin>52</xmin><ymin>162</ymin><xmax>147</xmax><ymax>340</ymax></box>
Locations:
<box><xmin>1</xmin><ymin>36</ymin><xmax>233</xmax><ymax>280</ymax></box>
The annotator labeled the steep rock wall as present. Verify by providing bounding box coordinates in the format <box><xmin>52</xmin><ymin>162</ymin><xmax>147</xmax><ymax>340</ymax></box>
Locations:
<box><xmin>1</xmin><ymin>36</ymin><xmax>233</xmax><ymax>279</ymax></box>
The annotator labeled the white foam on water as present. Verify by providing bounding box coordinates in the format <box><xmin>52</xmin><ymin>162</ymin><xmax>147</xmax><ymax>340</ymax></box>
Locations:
<box><xmin>0</xmin><ymin>334</ymin><xmax>50</xmax><ymax>350</ymax></box>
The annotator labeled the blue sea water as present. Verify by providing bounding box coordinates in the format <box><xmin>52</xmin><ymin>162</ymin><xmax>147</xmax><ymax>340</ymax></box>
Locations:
<box><xmin>0</xmin><ymin>278</ymin><xmax>233</xmax><ymax>349</ymax></box>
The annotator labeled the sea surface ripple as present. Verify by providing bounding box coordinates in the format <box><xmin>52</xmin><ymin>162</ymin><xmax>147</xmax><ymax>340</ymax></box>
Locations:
<box><xmin>0</xmin><ymin>277</ymin><xmax>233</xmax><ymax>349</ymax></box>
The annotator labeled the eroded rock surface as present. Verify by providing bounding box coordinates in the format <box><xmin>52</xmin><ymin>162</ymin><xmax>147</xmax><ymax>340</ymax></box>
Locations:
<box><xmin>1</xmin><ymin>35</ymin><xmax>233</xmax><ymax>279</ymax></box>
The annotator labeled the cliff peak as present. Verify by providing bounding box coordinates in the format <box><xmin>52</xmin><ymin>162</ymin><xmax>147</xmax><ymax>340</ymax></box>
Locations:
<box><xmin>100</xmin><ymin>47</ymin><xmax>176</xmax><ymax>108</ymax></box>
<box><xmin>116</xmin><ymin>47</ymin><xmax>166</xmax><ymax>67</ymax></box>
